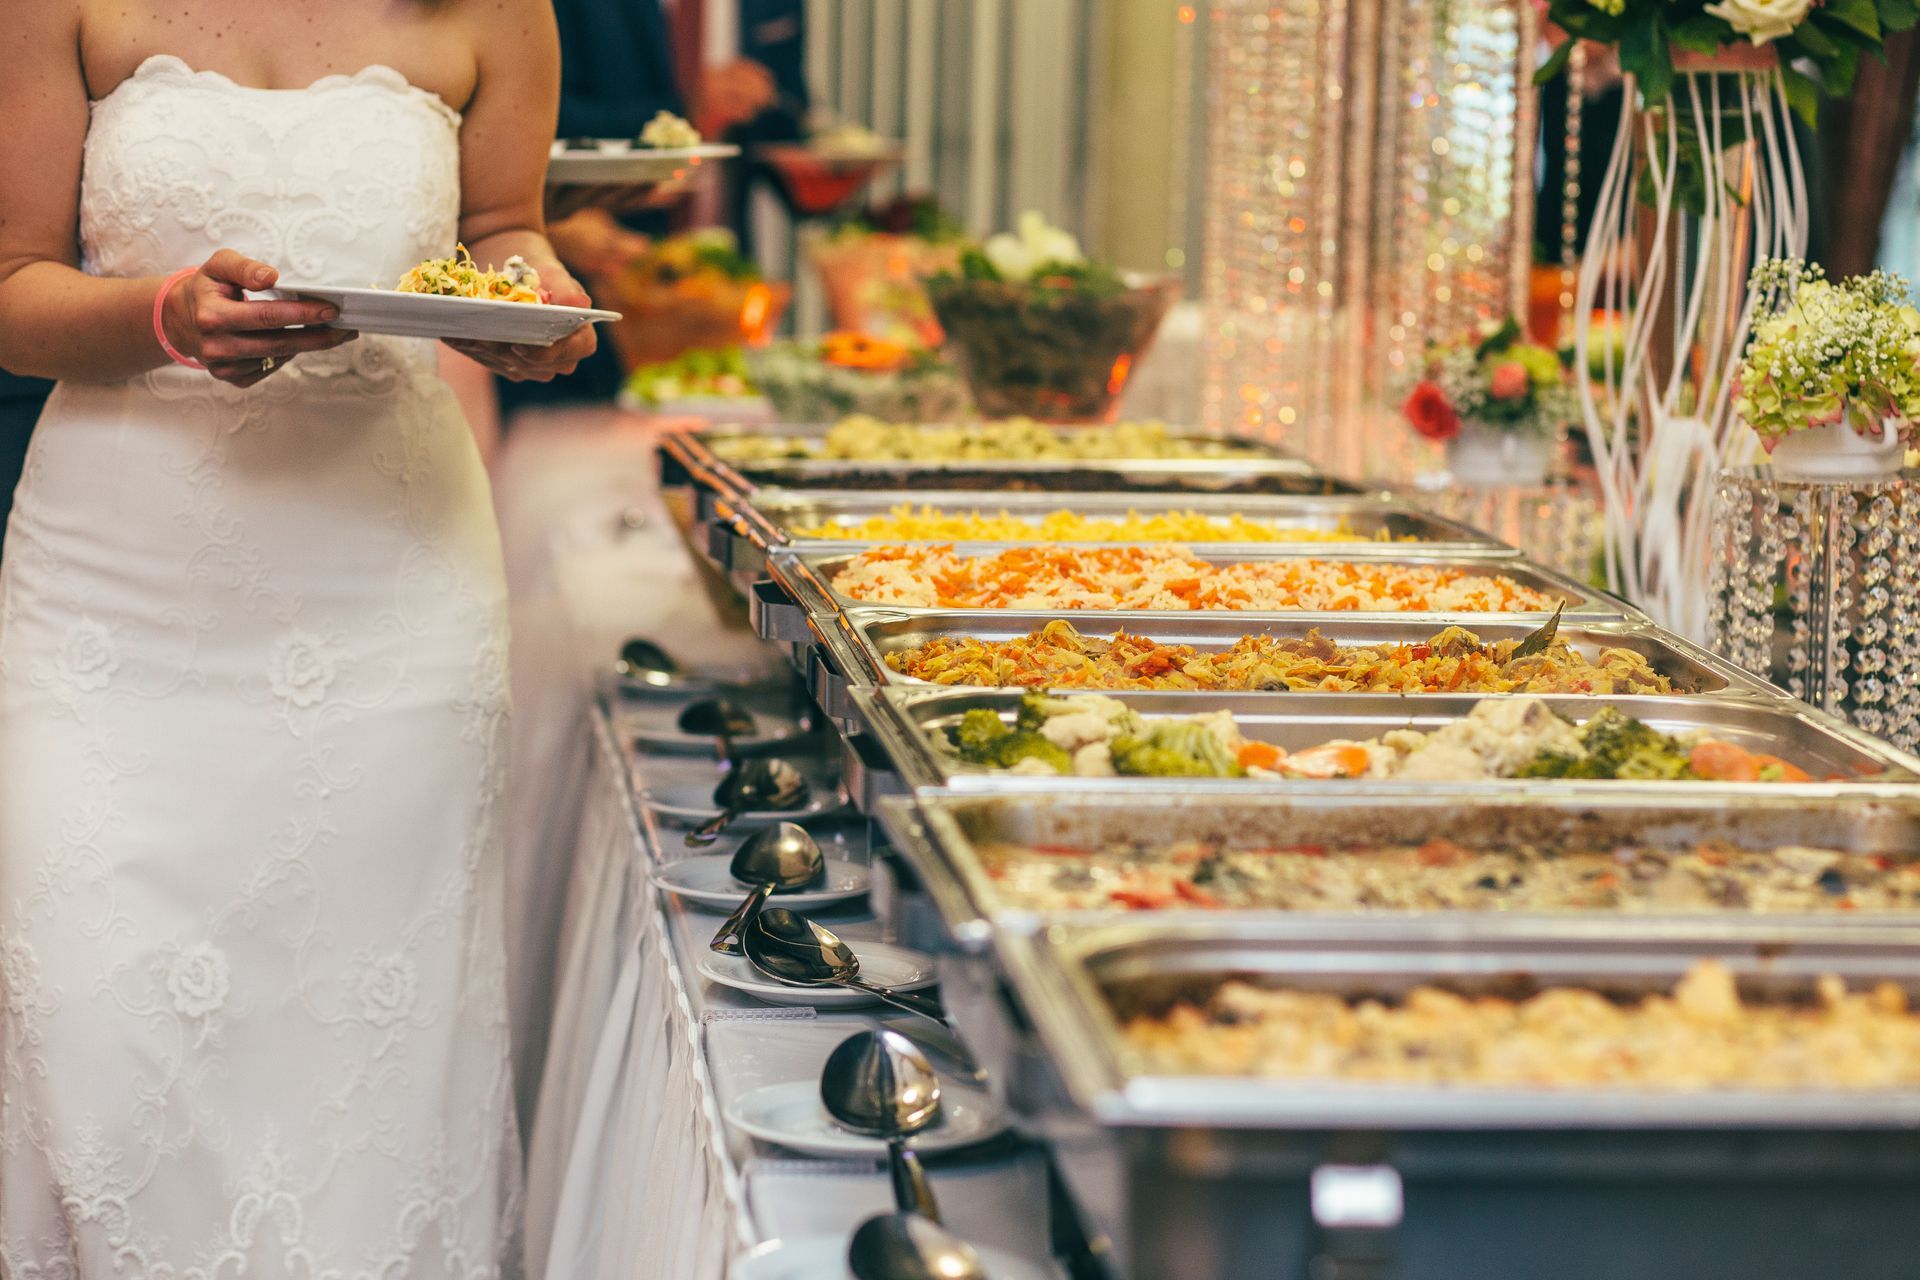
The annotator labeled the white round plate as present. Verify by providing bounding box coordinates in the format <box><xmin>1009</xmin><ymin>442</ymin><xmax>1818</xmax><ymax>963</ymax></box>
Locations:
<box><xmin>726</xmin><ymin>1080</ymin><xmax>1002</xmax><ymax>1157</ymax></box>
<box><xmin>546</xmin><ymin>142</ymin><xmax>739</xmax><ymax>186</ymax></box>
<box><xmin>733</xmin><ymin>1235</ymin><xmax>1050</xmax><ymax>1280</ymax></box>
<box><xmin>625</xmin><ymin>688</ymin><xmax>808</xmax><ymax>754</ymax></box>
<box><xmin>653</xmin><ymin>854</ymin><xmax>869</xmax><ymax>911</ymax></box>
<box><xmin>272</xmin><ymin>286</ymin><xmax>618</xmax><ymax>346</ymax></box>
<box><xmin>643</xmin><ymin>755</ymin><xmax>843</xmax><ymax>826</ymax></box>
<box><xmin>698</xmin><ymin>943</ymin><xmax>936</xmax><ymax>1008</ymax></box>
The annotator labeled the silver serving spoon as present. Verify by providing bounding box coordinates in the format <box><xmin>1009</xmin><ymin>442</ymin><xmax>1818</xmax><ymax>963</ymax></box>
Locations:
<box><xmin>684</xmin><ymin>758</ymin><xmax>809</xmax><ymax>847</ymax></box>
<box><xmin>708</xmin><ymin>822</ymin><xmax>824</xmax><ymax>955</ymax></box>
<box><xmin>615</xmin><ymin>637</ymin><xmax>685</xmax><ymax>690</ymax></box>
<box><xmin>676</xmin><ymin>697</ymin><xmax>759</xmax><ymax>762</ymax></box>
<box><xmin>743</xmin><ymin>908</ymin><xmax>947</xmax><ymax>1023</ymax></box>
<box><xmin>847</xmin><ymin>1212</ymin><xmax>987</xmax><ymax>1280</ymax></box>
<box><xmin>820</xmin><ymin>1030</ymin><xmax>943</xmax><ymax>1223</ymax></box>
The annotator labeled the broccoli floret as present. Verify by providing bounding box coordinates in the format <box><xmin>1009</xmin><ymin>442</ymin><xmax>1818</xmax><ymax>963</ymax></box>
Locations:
<box><xmin>1108</xmin><ymin>725</ymin><xmax>1244</xmax><ymax>778</ymax></box>
<box><xmin>950</xmin><ymin>708</ymin><xmax>1013</xmax><ymax>761</ymax></box>
<box><xmin>1513</xmin><ymin>750</ymin><xmax>1583</xmax><ymax>779</ymax></box>
<box><xmin>988</xmin><ymin>731</ymin><xmax>1072</xmax><ymax>773</ymax></box>
<box><xmin>1016</xmin><ymin>692</ymin><xmax>1055</xmax><ymax>733</ymax></box>
<box><xmin>1516</xmin><ymin>708</ymin><xmax>1694</xmax><ymax>779</ymax></box>
<box><xmin>1577</xmin><ymin>707</ymin><xmax>1681</xmax><ymax>777</ymax></box>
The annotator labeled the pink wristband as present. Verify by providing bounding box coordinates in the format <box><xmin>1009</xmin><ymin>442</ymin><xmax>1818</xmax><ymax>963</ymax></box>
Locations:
<box><xmin>153</xmin><ymin>267</ymin><xmax>205</xmax><ymax>370</ymax></box>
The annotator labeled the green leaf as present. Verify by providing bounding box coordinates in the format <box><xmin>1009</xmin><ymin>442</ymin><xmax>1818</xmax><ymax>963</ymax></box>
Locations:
<box><xmin>1779</xmin><ymin>64</ymin><xmax>1821</xmax><ymax>128</ymax></box>
<box><xmin>1827</xmin><ymin>42</ymin><xmax>1863</xmax><ymax>96</ymax></box>
<box><xmin>1534</xmin><ymin>38</ymin><xmax>1576</xmax><ymax>86</ymax></box>
<box><xmin>1878</xmin><ymin>0</ymin><xmax>1920</xmax><ymax>34</ymax></box>
<box><xmin>1474</xmin><ymin>317</ymin><xmax>1523</xmax><ymax>360</ymax></box>
<box><xmin>1622</xmin><ymin>16</ymin><xmax>1676</xmax><ymax>107</ymax></box>
<box><xmin>1824</xmin><ymin>0</ymin><xmax>1883</xmax><ymax>40</ymax></box>
<box><xmin>1786</xmin><ymin>21</ymin><xmax>1839</xmax><ymax>58</ymax></box>
<box><xmin>1668</xmin><ymin>13</ymin><xmax>1731</xmax><ymax>52</ymax></box>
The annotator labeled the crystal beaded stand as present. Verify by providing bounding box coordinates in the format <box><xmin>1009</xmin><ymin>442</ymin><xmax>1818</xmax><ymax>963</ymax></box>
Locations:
<box><xmin>1708</xmin><ymin>467</ymin><xmax>1920</xmax><ymax>750</ymax></box>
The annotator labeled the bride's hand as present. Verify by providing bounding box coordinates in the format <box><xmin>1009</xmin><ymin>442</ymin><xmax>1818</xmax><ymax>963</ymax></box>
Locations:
<box><xmin>162</xmin><ymin>250</ymin><xmax>360</xmax><ymax>387</ymax></box>
<box><xmin>444</xmin><ymin>258</ymin><xmax>598</xmax><ymax>384</ymax></box>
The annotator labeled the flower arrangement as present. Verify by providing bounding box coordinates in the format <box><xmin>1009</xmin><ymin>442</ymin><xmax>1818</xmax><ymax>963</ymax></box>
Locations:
<box><xmin>1732</xmin><ymin>258</ymin><xmax>1920</xmax><ymax>450</ymax></box>
<box><xmin>1400</xmin><ymin>318</ymin><xmax>1577</xmax><ymax>444</ymax></box>
<box><xmin>1536</xmin><ymin>0</ymin><xmax>1916</xmax><ymax>124</ymax></box>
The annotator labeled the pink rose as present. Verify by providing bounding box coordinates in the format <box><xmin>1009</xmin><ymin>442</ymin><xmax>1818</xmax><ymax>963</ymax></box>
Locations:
<box><xmin>1489</xmin><ymin>362</ymin><xmax>1529</xmax><ymax>401</ymax></box>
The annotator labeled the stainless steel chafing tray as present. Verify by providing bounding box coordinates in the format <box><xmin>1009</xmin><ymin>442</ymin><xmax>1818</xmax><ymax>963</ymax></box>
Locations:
<box><xmin>707</xmin><ymin>488</ymin><xmax>1514</xmax><ymax>579</ymax></box>
<box><xmin>766</xmin><ymin>546</ymin><xmax>1643</xmax><ymax>632</ymax></box>
<box><xmin>985</xmin><ymin>922</ymin><xmax>1920</xmax><ymax>1280</ymax></box>
<box><xmin>850</xmin><ymin>688</ymin><xmax>1920</xmax><ymax>798</ymax></box>
<box><xmin>821</xmin><ymin>610</ymin><xmax>1780</xmax><ymax>703</ymax></box>
<box><xmin>872</xmin><ymin>787</ymin><xmax>1920</xmax><ymax>954</ymax></box>
<box><xmin>656</xmin><ymin>421</ymin><xmax>1373</xmax><ymax>498</ymax></box>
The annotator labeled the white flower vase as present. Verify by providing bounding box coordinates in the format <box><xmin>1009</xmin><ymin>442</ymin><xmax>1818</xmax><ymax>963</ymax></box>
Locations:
<box><xmin>1445</xmin><ymin>425</ymin><xmax>1552</xmax><ymax>487</ymax></box>
<box><xmin>1574</xmin><ymin>53</ymin><xmax>1808</xmax><ymax>641</ymax></box>
<box><xmin>1768</xmin><ymin>416</ymin><xmax>1905</xmax><ymax>481</ymax></box>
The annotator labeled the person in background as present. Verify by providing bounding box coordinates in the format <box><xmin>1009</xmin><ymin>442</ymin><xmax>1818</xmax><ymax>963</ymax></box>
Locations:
<box><xmin>725</xmin><ymin>0</ymin><xmax>810</xmax><ymax>255</ymax></box>
<box><xmin>0</xmin><ymin>369</ymin><xmax>52</xmax><ymax>564</ymax></box>
<box><xmin>509</xmin><ymin>0</ymin><xmax>779</xmax><ymax>412</ymax></box>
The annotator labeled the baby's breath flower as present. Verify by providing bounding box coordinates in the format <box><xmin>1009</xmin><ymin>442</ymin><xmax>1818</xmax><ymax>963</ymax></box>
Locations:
<box><xmin>1735</xmin><ymin>258</ymin><xmax>1920</xmax><ymax>446</ymax></box>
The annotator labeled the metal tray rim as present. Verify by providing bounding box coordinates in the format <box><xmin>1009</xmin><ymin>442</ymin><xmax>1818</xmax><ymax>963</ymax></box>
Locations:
<box><xmin>770</xmin><ymin>547</ymin><xmax>1647</xmax><ymax>635</ymax></box>
<box><xmin>827</xmin><ymin>606</ymin><xmax>1792</xmax><ymax>704</ymax></box>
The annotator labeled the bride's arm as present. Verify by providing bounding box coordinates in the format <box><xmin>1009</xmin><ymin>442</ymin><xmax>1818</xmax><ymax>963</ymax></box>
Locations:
<box><xmin>442</xmin><ymin>0</ymin><xmax>596</xmax><ymax>384</ymax></box>
<box><xmin>0</xmin><ymin>4</ymin><xmax>354</xmax><ymax>387</ymax></box>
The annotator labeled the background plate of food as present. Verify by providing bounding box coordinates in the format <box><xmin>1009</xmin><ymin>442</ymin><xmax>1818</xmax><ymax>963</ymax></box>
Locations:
<box><xmin>278</xmin><ymin>249</ymin><xmax>619</xmax><ymax>345</ymax></box>
<box><xmin>545</xmin><ymin>142</ymin><xmax>740</xmax><ymax>187</ymax></box>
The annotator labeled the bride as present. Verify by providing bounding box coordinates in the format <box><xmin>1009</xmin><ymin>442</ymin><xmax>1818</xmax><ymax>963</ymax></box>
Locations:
<box><xmin>0</xmin><ymin>1</ymin><xmax>595</xmax><ymax>1273</ymax></box>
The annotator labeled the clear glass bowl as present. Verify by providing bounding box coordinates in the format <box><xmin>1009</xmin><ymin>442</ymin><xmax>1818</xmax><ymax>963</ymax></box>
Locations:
<box><xmin>926</xmin><ymin>275</ymin><xmax>1177</xmax><ymax>423</ymax></box>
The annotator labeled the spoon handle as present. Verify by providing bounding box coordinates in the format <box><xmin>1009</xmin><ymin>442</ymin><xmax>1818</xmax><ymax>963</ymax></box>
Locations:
<box><xmin>846</xmin><ymin>978</ymin><xmax>948</xmax><ymax>1024</ymax></box>
<box><xmin>886</xmin><ymin>1137</ymin><xmax>940</xmax><ymax>1223</ymax></box>
<box><xmin>709</xmin><ymin>880</ymin><xmax>775</xmax><ymax>955</ymax></box>
<box><xmin>684</xmin><ymin>802</ymin><xmax>744</xmax><ymax>847</ymax></box>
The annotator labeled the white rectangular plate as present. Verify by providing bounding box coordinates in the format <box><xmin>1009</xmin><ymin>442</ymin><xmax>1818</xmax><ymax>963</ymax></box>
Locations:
<box><xmin>273</xmin><ymin>285</ymin><xmax>620</xmax><ymax>346</ymax></box>
<box><xmin>545</xmin><ymin>143</ymin><xmax>739</xmax><ymax>187</ymax></box>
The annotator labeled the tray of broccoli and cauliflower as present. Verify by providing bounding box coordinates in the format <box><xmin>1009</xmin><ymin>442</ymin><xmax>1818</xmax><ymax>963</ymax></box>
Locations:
<box><xmin>848</xmin><ymin>685</ymin><xmax>1920</xmax><ymax>792</ymax></box>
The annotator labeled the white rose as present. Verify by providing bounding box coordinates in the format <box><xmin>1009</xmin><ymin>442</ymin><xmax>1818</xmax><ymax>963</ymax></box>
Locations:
<box><xmin>1015</xmin><ymin>210</ymin><xmax>1083</xmax><ymax>270</ymax></box>
<box><xmin>269</xmin><ymin>631</ymin><xmax>338</xmax><ymax>709</ymax></box>
<box><xmin>167</xmin><ymin>943</ymin><xmax>230</xmax><ymax>1019</ymax></box>
<box><xmin>57</xmin><ymin>619</ymin><xmax>120</xmax><ymax>693</ymax></box>
<box><xmin>1703</xmin><ymin>0</ymin><xmax>1813</xmax><ymax>45</ymax></box>
<box><xmin>358</xmin><ymin>954</ymin><xmax>418</xmax><ymax>1028</ymax></box>
<box><xmin>983</xmin><ymin>232</ymin><xmax>1036</xmax><ymax>282</ymax></box>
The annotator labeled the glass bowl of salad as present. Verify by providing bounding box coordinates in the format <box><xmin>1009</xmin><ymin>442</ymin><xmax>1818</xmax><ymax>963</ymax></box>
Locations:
<box><xmin>926</xmin><ymin>215</ymin><xmax>1176</xmax><ymax>423</ymax></box>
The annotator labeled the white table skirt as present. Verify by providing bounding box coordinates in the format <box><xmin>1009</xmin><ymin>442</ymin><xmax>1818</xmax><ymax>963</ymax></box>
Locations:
<box><xmin>526</xmin><ymin>711</ymin><xmax>751</xmax><ymax>1280</ymax></box>
<box><xmin>525</xmin><ymin>706</ymin><xmax>1062</xmax><ymax>1280</ymax></box>
<box><xmin>493</xmin><ymin>406</ymin><xmax>780</xmax><ymax>1127</ymax></box>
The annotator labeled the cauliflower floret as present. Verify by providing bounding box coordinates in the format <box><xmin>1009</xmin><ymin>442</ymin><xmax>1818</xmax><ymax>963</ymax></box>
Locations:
<box><xmin>1007</xmin><ymin>756</ymin><xmax>1060</xmax><ymax>777</ymax></box>
<box><xmin>1195</xmin><ymin>709</ymin><xmax>1245</xmax><ymax>754</ymax></box>
<box><xmin>1040</xmin><ymin>710</ymin><xmax>1119</xmax><ymax>752</ymax></box>
<box><xmin>1072</xmin><ymin>742</ymin><xmax>1117</xmax><ymax>776</ymax></box>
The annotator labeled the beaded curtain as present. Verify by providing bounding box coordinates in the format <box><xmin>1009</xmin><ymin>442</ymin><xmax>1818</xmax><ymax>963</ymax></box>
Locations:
<box><xmin>1194</xmin><ymin>0</ymin><xmax>1536</xmax><ymax>485</ymax></box>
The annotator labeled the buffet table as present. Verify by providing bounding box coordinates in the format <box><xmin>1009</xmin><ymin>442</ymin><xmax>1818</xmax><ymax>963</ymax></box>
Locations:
<box><xmin>507</xmin><ymin>398</ymin><xmax>1920</xmax><ymax>1280</ymax></box>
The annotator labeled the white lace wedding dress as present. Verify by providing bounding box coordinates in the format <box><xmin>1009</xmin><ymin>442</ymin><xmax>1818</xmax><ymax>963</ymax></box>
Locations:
<box><xmin>0</xmin><ymin>56</ymin><xmax>519</xmax><ymax>1277</ymax></box>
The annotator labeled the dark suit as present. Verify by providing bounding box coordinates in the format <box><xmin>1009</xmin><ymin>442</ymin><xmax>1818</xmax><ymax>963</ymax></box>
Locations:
<box><xmin>552</xmin><ymin>0</ymin><xmax>686</xmax><ymax>140</ymax></box>
<box><xmin>726</xmin><ymin>0</ymin><xmax>808</xmax><ymax>255</ymax></box>
<box><xmin>0</xmin><ymin>370</ymin><xmax>52</xmax><ymax>564</ymax></box>
<box><xmin>499</xmin><ymin>0</ymin><xmax>689</xmax><ymax>414</ymax></box>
